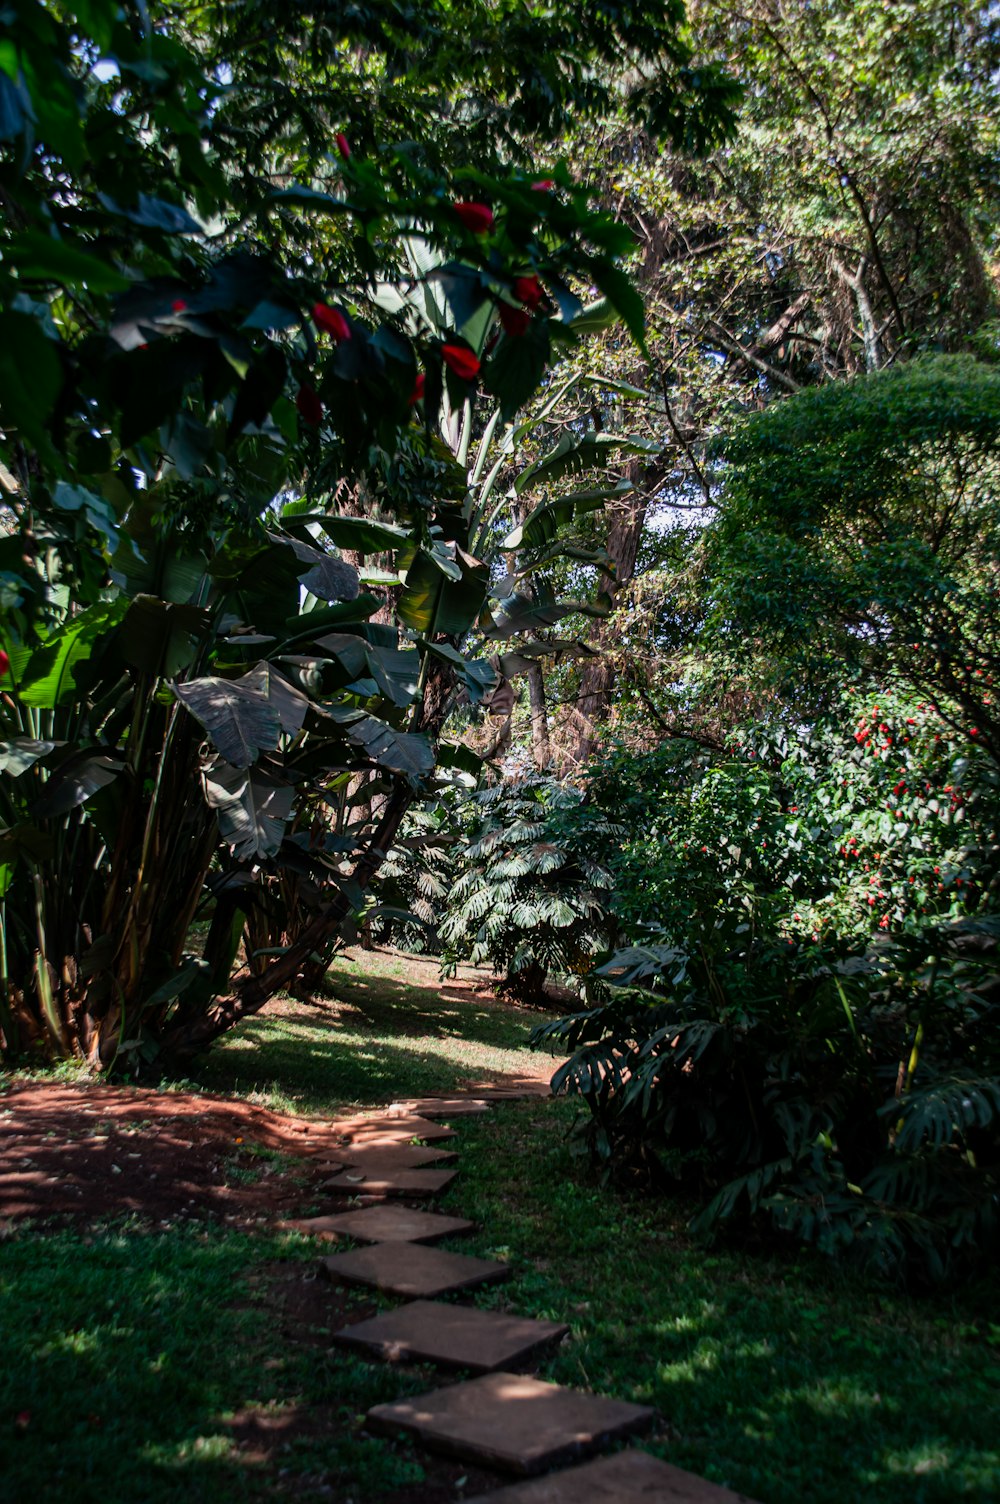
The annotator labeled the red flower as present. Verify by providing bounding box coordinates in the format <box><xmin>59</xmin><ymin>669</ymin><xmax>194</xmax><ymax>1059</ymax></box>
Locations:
<box><xmin>499</xmin><ymin>304</ymin><xmax>531</xmax><ymax>336</ymax></box>
<box><xmin>442</xmin><ymin>344</ymin><xmax>480</xmax><ymax>380</ymax></box>
<box><xmin>969</xmin><ymin>727</ymin><xmax>979</xmax><ymax>737</ymax></box>
<box><xmin>513</xmin><ymin>274</ymin><xmax>544</xmax><ymax>309</ymax></box>
<box><xmin>531</xmin><ymin>179</ymin><xmax>555</xmax><ymax>191</ymax></box>
<box><xmin>453</xmin><ymin>201</ymin><xmax>494</xmax><ymax>234</ymax></box>
<box><xmin>335</xmin><ymin>132</ymin><xmax>351</xmax><ymax>161</ymax></box>
<box><xmin>0</xmin><ymin>648</ymin><xmax>9</xmax><ymax>677</ymax></box>
<box><xmin>296</xmin><ymin>384</ymin><xmax>323</xmax><ymax>425</ymax></box>
<box><xmin>171</xmin><ymin>298</ymin><xmax>187</xmax><ymax>313</ymax></box>
<box><xmin>312</xmin><ymin>303</ymin><xmax>351</xmax><ymax>342</ymax></box>
<box><xmin>409</xmin><ymin>372</ymin><xmax>426</xmax><ymax>406</ymax></box>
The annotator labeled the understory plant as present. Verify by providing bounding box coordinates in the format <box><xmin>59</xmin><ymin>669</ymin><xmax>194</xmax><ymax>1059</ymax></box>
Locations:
<box><xmin>533</xmin><ymin>693</ymin><xmax>1000</xmax><ymax>1280</ymax></box>
<box><xmin>439</xmin><ymin>777</ymin><xmax>618</xmax><ymax>1002</ymax></box>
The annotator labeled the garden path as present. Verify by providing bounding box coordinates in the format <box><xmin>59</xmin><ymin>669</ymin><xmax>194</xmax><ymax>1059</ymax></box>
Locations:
<box><xmin>306</xmin><ymin>1085</ymin><xmax>763</xmax><ymax>1503</ymax></box>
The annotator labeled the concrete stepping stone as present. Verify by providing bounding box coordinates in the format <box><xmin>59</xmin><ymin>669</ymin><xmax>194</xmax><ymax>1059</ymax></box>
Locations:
<box><xmin>292</xmin><ymin>1205</ymin><xmax>474</xmax><ymax>1244</ymax></box>
<box><xmin>366</xmin><ymin>1371</ymin><xmax>654</xmax><ymax>1474</ymax></box>
<box><xmin>342</xmin><ymin>1115</ymin><xmax>457</xmax><ymax>1143</ymax></box>
<box><xmin>462</xmin><ymin>1450</ymin><xmax>763</xmax><ymax>1502</ymax></box>
<box><xmin>322</xmin><ymin>1241</ymin><xmax>511</xmax><ymax>1298</ymax></box>
<box><xmin>338</xmin><ymin>1300</ymin><xmax>567</xmax><ymax>1372</ymax></box>
<box><xmin>388</xmin><ymin>1098</ymin><xmax>491</xmax><ymax>1117</ymax></box>
<box><xmin>339</xmin><ymin>1143</ymin><xmax>457</xmax><ymax>1169</ymax></box>
<box><xmin>321</xmin><ymin>1166</ymin><xmax>457</xmax><ymax>1197</ymax></box>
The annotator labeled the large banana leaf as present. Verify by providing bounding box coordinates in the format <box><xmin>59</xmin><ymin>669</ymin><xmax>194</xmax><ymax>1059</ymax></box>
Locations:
<box><xmin>513</xmin><ymin>431</ymin><xmax>659</xmax><ymax>496</ymax></box>
<box><xmin>203</xmin><ymin>762</ymin><xmax>295</xmax><ymax>860</ymax></box>
<box><xmin>16</xmin><ymin>601</ymin><xmax>127</xmax><ymax>708</ymax></box>
<box><xmin>397</xmin><ymin>546</ymin><xmax>488</xmax><ymax>637</ymax></box>
<box><xmin>502</xmin><ymin>479</ymin><xmax>634</xmax><ymax>550</ymax></box>
<box><xmin>173</xmin><ymin>675</ymin><xmax>282</xmax><ymax>767</ymax></box>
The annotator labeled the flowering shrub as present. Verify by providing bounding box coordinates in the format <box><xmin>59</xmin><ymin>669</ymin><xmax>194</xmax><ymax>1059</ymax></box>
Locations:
<box><xmin>533</xmin><ymin>693</ymin><xmax>1000</xmax><ymax>1280</ymax></box>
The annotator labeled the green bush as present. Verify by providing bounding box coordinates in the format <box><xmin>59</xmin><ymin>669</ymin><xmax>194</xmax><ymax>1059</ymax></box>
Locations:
<box><xmin>439</xmin><ymin>776</ymin><xmax>618</xmax><ymax>1003</ymax></box>
<box><xmin>535</xmin><ymin>695</ymin><xmax>1000</xmax><ymax>1281</ymax></box>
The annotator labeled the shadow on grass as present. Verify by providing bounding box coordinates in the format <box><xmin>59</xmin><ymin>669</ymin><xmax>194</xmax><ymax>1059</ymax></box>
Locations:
<box><xmin>0</xmin><ymin>1226</ymin><xmax>425</xmax><ymax>1504</ymax></box>
<box><xmin>450</xmin><ymin>1101</ymin><xmax>1000</xmax><ymax>1504</ymax></box>
<box><xmin>185</xmin><ymin>952</ymin><xmax>559</xmax><ymax>1115</ymax></box>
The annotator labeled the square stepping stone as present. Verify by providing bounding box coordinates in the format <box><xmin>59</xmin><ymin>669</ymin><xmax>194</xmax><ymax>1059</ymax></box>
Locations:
<box><xmin>344</xmin><ymin>1115</ymin><xmax>457</xmax><ymax>1143</ymax></box>
<box><xmin>340</xmin><ymin>1143</ymin><xmax>457</xmax><ymax>1170</ymax></box>
<box><xmin>297</xmin><ymin>1205</ymin><xmax>474</xmax><ymax>1244</ymax></box>
<box><xmin>462</xmin><ymin>1450</ymin><xmax>763</xmax><ymax>1502</ymax></box>
<box><xmin>337</xmin><ymin>1300</ymin><xmax>567</xmax><ymax>1372</ymax></box>
<box><xmin>388</xmin><ymin>1098</ymin><xmax>491</xmax><ymax>1117</ymax></box>
<box><xmin>366</xmin><ymin>1372</ymin><xmax>654</xmax><ymax>1474</ymax></box>
<box><xmin>321</xmin><ymin>1167</ymin><xmax>457</xmax><ymax>1197</ymax></box>
<box><xmin>321</xmin><ymin>1242</ymin><xmax>511</xmax><ymax>1298</ymax></box>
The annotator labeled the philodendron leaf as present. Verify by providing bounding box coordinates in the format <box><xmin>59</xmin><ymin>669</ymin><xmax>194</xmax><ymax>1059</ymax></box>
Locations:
<box><xmin>202</xmin><ymin>761</ymin><xmax>295</xmax><ymax>860</ymax></box>
<box><xmin>172</xmin><ymin>676</ymin><xmax>282</xmax><ymax>767</ymax></box>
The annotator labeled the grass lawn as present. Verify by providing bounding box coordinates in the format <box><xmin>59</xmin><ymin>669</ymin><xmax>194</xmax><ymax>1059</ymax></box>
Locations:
<box><xmin>450</xmin><ymin>1098</ymin><xmax>1000</xmax><ymax>1504</ymax></box>
<box><xmin>191</xmin><ymin>949</ymin><xmax>560</xmax><ymax>1116</ymax></box>
<box><xmin>2</xmin><ymin>952</ymin><xmax>998</xmax><ymax>1503</ymax></box>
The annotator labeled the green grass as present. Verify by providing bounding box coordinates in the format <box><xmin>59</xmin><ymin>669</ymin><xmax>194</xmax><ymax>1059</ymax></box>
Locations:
<box><xmin>191</xmin><ymin>949</ymin><xmax>559</xmax><ymax>1116</ymax></box>
<box><xmin>441</xmin><ymin>1098</ymin><xmax>1000</xmax><ymax>1504</ymax></box>
<box><xmin>0</xmin><ymin>1224</ymin><xmax>428</xmax><ymax>1504</ymax></box>
<box><xmin>5</xmin><ymin>953</ymin><xmax>999</xmax><ymax>1503</ymax></box>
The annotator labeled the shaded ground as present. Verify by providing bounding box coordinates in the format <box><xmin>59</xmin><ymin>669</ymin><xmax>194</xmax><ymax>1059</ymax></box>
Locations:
<box><xmin>194</xmin><ymin>949</ymin><xmax>561</xmax><ymax>1117</ymax></box>
<box><xmin>0</xmin><ymin>1080</ymin><xmax>348</xmax><ymax>1228</ymax></box>
<box><xmin>0</xmin><ymin>949</ymin><xmax>558</xmax><ymax>1230</ymax></box>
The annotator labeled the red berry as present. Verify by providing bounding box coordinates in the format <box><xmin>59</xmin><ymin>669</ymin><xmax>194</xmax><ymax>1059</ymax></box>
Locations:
<box><xmin>171</xmin><ymin>298</ymin><xmax>187</xmax><ymax>313</ymax></box>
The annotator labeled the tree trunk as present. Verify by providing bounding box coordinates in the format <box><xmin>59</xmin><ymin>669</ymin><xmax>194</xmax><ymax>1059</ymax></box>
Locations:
<box><xmin>566</xmin><ymin>487</ymin><xmax>650</xmax><ymax>769</ymax></box>
<box><xmin>525</xmin><ymin>660</ymin><xmax>552</xmax><ymax>770</ymax></box>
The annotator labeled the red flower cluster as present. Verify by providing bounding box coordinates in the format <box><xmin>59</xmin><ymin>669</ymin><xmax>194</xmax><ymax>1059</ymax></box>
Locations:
<box><xmin>312</xmin><ymin>303</ymin><xmax>351</xmax><ymax>342</ymax></box>
<box><xmin>296</xmin><ymin>385</ymin><xmax>323</xmax><ymax>425</ymax></box>
<box><xmin>499</xmin><ymin>304</ymin><xmax>531</xmax><ymax>336</ymax></box>
<box><xmin>454</xmin><ymin>201</ymin><xmax>494</xmax><ymax>234</ymax></box>
<box><xmin>442</xmin><ymin>344</ymin><xmax>480</xmax><ymax>380</ymax></box>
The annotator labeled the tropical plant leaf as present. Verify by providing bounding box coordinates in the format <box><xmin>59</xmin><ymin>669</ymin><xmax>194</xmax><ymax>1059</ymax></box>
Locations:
<box><xmin>513</xmin><ymin>431</ymin><xmax>659</xmax><ymax>495</ymax></box>
<box><xmin>202</xmin><ymin>762</ymin><xmax>296</xmax><ymax>860</ymax></box>
<box><xmin>345</xmin><ymin>714</ymin><xmax>435</xmax><ymax>780</ymax></box>
<box><xmin>172</xmin><ymin>676</ymin><xmax>282</xmax><ymax>767</ymax></box>
<box><xmin>30</xmin><ymin>750</ymin><xmax>124</xmax><ymax>819</ymax></box>
<box><xmin>0</xmin><ymin>739</ymin><xmax>58</xmax><ymax>776</ymax></box>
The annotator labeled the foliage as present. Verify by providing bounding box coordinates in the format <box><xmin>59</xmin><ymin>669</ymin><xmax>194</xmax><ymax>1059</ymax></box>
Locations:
<box><xmin>534</xmin><ymin>695</ymin><xmax>1000</xmax><ymax>1280</ymax></box>
<box><xmin>702</xmin><ymin>356</ymin><xmax>1000</xmax><ymax>763</ymax></box>
<box><xmin>0</xmin><ymin>0</ymin><xmax>704</xmax><ymax>1068</ymax></box>
<box><xmin>439</xmin><ymin>777</ymin><xmax>619</xmax><ymax>1002</ymax></box>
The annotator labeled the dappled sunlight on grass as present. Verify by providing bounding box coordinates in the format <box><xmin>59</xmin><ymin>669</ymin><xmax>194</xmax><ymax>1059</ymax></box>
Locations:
<box><xmin>192</xmin><ymin>950</ymin><xmax>560</xmax><ymax>1115</ymax></box>
<box><xmin>448</xmin><ymin>1099</ymin><xmax>1000</xmax><ymax>1504</ymax></box>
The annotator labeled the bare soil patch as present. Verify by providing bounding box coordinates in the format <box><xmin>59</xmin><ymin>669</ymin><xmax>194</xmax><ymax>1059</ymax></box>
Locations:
<box><xmin>0</xmin><ymin>1080</ymin><xmax>361</xmax><ymax>1229</ymax></box>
